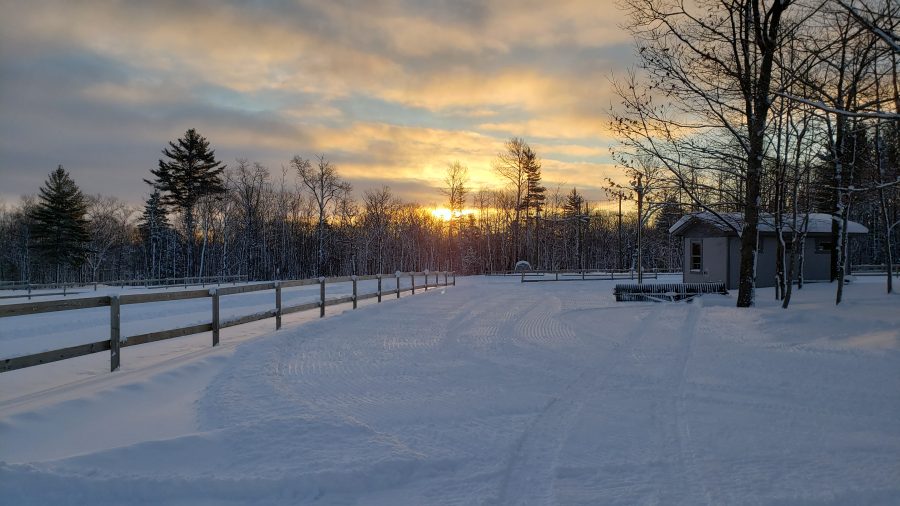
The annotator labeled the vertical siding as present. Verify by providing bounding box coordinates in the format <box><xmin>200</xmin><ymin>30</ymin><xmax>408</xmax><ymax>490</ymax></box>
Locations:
<box><xmin>729</xmin><ymin>237</ymin><xmax>741</xmax><ymax>290</ymax></box>
<box><xmin>756</xmin><ymin>236</ymin><xmax>776</xmax><ymax>288</ymax></box>
<box><xmin>803</xmin><ymin>235</ymin><xmax>832</xmax><ymax>281</ymax></box>
<box><xmin>683</xmin><ymin>236</ymin><xmax>728</xmax><ymax>285</ymax></box>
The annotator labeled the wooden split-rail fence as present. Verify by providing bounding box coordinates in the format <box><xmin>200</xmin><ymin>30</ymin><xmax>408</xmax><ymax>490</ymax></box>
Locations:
<box><xmin>0</xmin><ymin>271</ymin><xmax>455</xmax><ymax>374</ymax></box>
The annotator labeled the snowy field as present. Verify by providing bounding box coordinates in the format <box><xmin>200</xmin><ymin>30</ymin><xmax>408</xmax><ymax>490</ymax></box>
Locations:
<box><xmin>1</xmin><ymin>275</ymin><xmax>899</xmax><ymax>505</ymax></box>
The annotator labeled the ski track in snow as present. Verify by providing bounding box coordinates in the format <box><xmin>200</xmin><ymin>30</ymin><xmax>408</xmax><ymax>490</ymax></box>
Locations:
<box><xmin>1</xmin><ymin>276</ymin><xmax>899</xmax><ymax>504</ymax></box>
<box><xmin>497</xmin><ymin>299</ymin><xmax>653</xmax><ymax>505</ymax></box>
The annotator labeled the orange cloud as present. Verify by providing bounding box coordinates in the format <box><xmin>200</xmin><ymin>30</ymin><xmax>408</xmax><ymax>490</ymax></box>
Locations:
<box><xmin>1</xmin><ymin>0</ymin><xmax>634</xmax><ymax>204</ymax></box>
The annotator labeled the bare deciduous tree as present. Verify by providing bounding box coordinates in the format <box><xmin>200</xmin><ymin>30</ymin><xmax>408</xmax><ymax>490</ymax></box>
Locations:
<box><xmin>441</xmin><ymin>161</ymin><xmax>470</xmax><ymax>269</ymax></box>
<box><xmin>85</xmin><ymin>195</ymin><xmax>133</xmax><ymax>285</ymax></box>
<box><xmin>293</xmin><ymin>154</ymin><xmax>352</xmax><ymax>276</ymax></box>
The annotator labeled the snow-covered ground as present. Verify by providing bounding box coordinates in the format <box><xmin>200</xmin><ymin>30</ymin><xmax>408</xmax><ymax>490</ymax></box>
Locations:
<box><xmin>1</xmin><ymin>275</ymin><xmax>898</xmax><ymax>504</ymax></box>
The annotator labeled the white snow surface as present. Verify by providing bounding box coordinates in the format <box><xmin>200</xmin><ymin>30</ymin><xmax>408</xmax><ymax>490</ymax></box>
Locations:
<box><xmin>1</xmin><ymin>276</ymin><xmax>899</xmax><ymax>505</ymax></box>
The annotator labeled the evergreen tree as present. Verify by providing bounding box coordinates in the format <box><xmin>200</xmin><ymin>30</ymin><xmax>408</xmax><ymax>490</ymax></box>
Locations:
<box><xmin>145</xmin><ymin>129</ymin><xmax>225</xmax><ymax>276</ymax></box>
<box><xmin>519</xmin><ymin>146</ymin><xmax>545</xmax><ymax>263</ymax></box>
<box><xmin>28</xmin><ymin>166</ymin><xmax>90</xmax><ymax>281</ymax></box>
<box><xmin>520</xmin><ymin>147</ymin><xmax>546</xmax><ymax>218</ymax></box>
<box><xmin>563</xmin><ymin>187</ymin><xmax>585</xmax><ymax>218</ymax></box>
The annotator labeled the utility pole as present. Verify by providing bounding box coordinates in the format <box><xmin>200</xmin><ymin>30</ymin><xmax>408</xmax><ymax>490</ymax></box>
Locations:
<box><xmin>635</xmin><ymin>175</ymin><xmax>645</xmax><ymax>285</ymax></box>
<box><xmin>617</xmin><ymin>193</ymin><xmax>623</xmax><ymax>271</ymax></box>
<box><xmin>605</xmin><ymin>181</ymin><xmax>636</xmax><ymax>274</ymax></box>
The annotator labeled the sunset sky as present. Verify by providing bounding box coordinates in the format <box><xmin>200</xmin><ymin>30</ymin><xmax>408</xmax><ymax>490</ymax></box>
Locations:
<box><xmin>0</xmin><ymin>0</ymin><xmax>635</xmax><ymax>209</ymax></box>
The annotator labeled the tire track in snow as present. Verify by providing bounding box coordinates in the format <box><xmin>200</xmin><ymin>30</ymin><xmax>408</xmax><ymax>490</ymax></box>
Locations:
<box><xmin>666</xmin><ymin>301</ymin><xmax>714</xmax><ymax>505</ymax></box>
<box><xmin>497</xmin><ymin>305</ymin><xmax>656</xmax><ymax>505</ymax></box>
<box><xmin>615</xmin><ymin>300</ymin><xmax>708</xmax><ymax>505</ymax></box>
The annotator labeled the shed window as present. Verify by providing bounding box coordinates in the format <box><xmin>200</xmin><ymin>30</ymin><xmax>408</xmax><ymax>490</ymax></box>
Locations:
<box><xmin>690</xmin><ymin>241</ymin><xmax>702</xmax><ymax>271</ymax></box>
<box><xmin>815</xmin><ymin>240</ymin><xmax>832</xmax><ymax>254</ymax></box>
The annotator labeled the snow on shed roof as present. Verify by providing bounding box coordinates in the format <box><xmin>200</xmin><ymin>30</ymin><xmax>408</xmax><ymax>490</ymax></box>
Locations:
<box><xmin>668</xmin><ymin>212</ymin><xmax>868</xmax><ymax>236</ymax></box>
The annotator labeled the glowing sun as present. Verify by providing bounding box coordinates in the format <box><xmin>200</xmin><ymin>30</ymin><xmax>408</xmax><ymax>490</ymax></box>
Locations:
<box><xmin>430</xmin><ymin>207</ymin><xmax>474</xmax><ymax>221</ymax></box>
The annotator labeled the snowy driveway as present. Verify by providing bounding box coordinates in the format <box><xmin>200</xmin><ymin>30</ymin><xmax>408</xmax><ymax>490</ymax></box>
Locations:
<box><xmin>2</xmin><ymin>276</ymin><xmax>899</xmax><ymax>504</ymax></box>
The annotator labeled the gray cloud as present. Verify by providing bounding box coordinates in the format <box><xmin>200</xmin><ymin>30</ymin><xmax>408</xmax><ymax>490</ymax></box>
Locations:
<box><xmin>0</xmin><ymin>0</ymin><xmax>633</xmax><ymax>206</ymax></box>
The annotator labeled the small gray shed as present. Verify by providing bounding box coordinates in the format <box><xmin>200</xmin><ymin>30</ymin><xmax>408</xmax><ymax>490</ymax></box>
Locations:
<box><xmin>668</xmin><ymin>212</ymin><xmax>868</xmax><ymax>289</ymax></box>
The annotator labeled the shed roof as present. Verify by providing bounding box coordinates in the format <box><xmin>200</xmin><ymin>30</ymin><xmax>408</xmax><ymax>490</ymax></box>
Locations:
<box><xmin>668</xmin><ymin>212</ymin><xmax>868</xmax><ymax>236</ymax></box>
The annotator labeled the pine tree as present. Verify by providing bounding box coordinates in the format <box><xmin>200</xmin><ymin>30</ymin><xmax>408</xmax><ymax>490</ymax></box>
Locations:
<box><xmin>520</xmin><ymin>147</ymin><xmax>546</xmax><ymax>218</ymax></box>
<box><xmin>145</xmin><ymin>129</ymin><xmax>225</xmax><ymax>276</ymax></box>
<box><xmin>28</xmin><ymin>166</ymin><xmax>90</xmax><ymax>282</ymax></box>
<box><xmin>519</xmin><ymin>147</ymin><xmax>545</xmax><ymax>263</ymax></box>
<box><xmin>563</xmin><ymin>187</ymin><xmax>585</xmax><ymax>218</ymax></box>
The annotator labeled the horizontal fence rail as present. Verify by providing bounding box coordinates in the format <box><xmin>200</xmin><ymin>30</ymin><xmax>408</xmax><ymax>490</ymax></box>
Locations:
<box><xmin>0</xmin><ymin>275</ymin><xmax>249</xmax><ymax>299</ymax></box>
<box><xmin>849</xmin><ymin>264</ymin><xmax>900</xmax><ymax>276</ymax></box>
<box><xmin>1</xmin><ymin>271</ymin><xmax>455</xmax><ymax>374</ymax></box>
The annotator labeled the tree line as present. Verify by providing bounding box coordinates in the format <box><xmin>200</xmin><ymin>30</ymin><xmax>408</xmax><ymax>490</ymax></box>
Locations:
<box><xmin>1</xmin><ymin>131</ymin><xmax>686</xmax><ymax>284</ymax></box>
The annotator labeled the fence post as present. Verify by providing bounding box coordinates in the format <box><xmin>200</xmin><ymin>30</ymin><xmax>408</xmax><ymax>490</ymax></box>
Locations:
<box><xmin>452</xmin><ymin>271</ymin><xmax>456</xmax><ymax>286</ymax></box>
<box><xmin>275</xmin><ymin>281</ymin><xmax>282</xmax><ymax>330</ymax></box>
<box><xmin>27</xmin><ymin>284</ymin><xmax>31</xmax><ymax>300</ymax></box>
<box><xmin>555</xmin><ymin>271</ymin><xmax>559</xmax><ymax>281</ymax></box>
<box><xmin>411</xmin><ymin>273</ymin><xmax>416</xmax><ymax>294</ymax></box>
<box><xmin>319</xmin><ymin>277</ymin><xmax>326</xmax><ymax>318</ymax></box>
<box><xmin>444</xmin><ymin>271</ymin><xmax>448</xmax><ymax>286</ymax></box>
<box><xmin>396</xmin><ymin>273</ymin><xmax>401</xmax><ymax>298</ymax></box>
<box><xmin>423</xmin><ymin>271</ymin><xmax>428</xmax><ymax>291</ymax></box>
<box><xmin>377</xmin><ymin>275</ymin><xmax>382</xmax><ymax>303</ymax></box>
<box><xmin>352</xmin><ymin>275</ymin><xmax>358</xmax><ymax>309</ymax></box>
<box><xmin>212</xmin><ymin>288</ymin><xmax>220</xmax><ymax>346</ymax></box>
<box><xmin>110</xmin><ymin>295</ymin><xmax>121</xmax><ymax>372</ymax></box>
